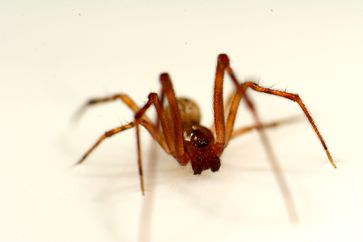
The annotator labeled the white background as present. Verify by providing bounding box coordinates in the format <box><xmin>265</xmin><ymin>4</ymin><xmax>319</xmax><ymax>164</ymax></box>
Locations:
<box><xmin>1</xmin><ymin>1</ymin><xmax>362</xmax><ymax>242</ymax></box>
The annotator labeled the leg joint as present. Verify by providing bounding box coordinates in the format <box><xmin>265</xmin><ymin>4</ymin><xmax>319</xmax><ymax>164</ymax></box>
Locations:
<box><xmin>218</xmin><ymin>53</ymin><xmax>229</xmax><ymax>66</ymax></box>
<box><xmin>104</xmin><ymin>130</ymin><xmax>115</xmax><ymax>137</ymax></box>
<box><xmin>148</xmin><ymin>92</ymin><xmax>158</xmax><ymax>100</ymax></box>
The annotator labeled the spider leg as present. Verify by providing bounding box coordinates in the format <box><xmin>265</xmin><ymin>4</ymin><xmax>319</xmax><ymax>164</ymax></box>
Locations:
<box><xmin>230</xmin><ymin>116</ymin><xmax>302</xmax><ymax>140</ymax></box>
<box><xmin>134</xmin><ymin>90</ymin><xmax>189</xmax><ymax>165</ymax></box>
<box><xmin>131</xmin><ymin>90</ymin><xmax>190</xmax><ymax>194</ymax></box>
<box><xmin>213</xmin><ymin>56</ymin><xmax>227</xmax><ymax>154</ymax></box>
<box><xmin>72</xmin><ymin>93</ymin><xmax>168</xmax><ymax>151</ymax></box>
<box><xmin>220</xmin><ymin>90</ymin><xmax>301</xmax><ymax>138</ymax></box>
<box><xmin>225</xmin><ymin>91</ymin><xmax>243</xmax><ymax>143</ymax></box>
<box><xmin>154</xmin><ymin>75</ymin><xmax>172</xmax><ymax>133</ymax></box>
<box><xmin>74</xmin><ymin>92</ymin><xmax>177</xmax><ymax>195</ymax></box>
<box><xmin>210</xmin><ymin>113</ymin><xmax>300</xmax><ymax>139</ymax></box>
<box><xmin>159</xmin><ymin>73</ymin><xmax>186</xmax><ymax>161</ymax></box>
<box><xmin>131</xmin><ymin>75</ymin><xmax>188</xmax><ymax>195</ymax></box>
<box><xmin>75</xmin><ymin>79</ymin><xmax>189</xmax><ymax>194</ymax></box>
<box><xmin>71</xmin><ymin>93</ymin><xmax>152</xmax><ymax>123</ymax></box>
<box><xmin>239</xmin><ymin>82</ymin><xmax>337</xmax><ymax>168</ymax></box>
<box><xmin>213</xmin><ymin>54</ymin><xmax>299</xmax><ymax>222</ymax></box>
<box><xmin>220</xmin><ymin>54</ymin><xmax>336</xmax><ymax>168</ymax></box>
<box><xmin>135</xmin><ymin>123</ymin><xmax>145</xmax><ymax>195</ymax></box>
<box><xmin>209</xmin><ymin>91</ymin><xmax>235</xmax><ymax>133</ymax></box>
<box><xmin>75</xmin><ymin>91</ymin><xmax>176</xmax><ymax>196</ymax></box>
<box><xmin>76</xmin><ymin>122</ymin><xmax>135</xmax><ymax>165</ymax></box>
<box><xmin>76</xmin><ymin>120</ymin><xmax>147</xmax><ymax>195</ymax></box>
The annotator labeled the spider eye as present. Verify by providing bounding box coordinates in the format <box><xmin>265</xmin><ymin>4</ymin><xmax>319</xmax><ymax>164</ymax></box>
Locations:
<box><xmin>191</xmin><ymin>130</ymin><xmax>210</xmax><ymax>148</ymax></box>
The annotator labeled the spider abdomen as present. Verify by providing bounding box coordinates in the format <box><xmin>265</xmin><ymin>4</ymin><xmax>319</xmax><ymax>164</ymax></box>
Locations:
<box><xmin>165</xmin><ymin>97</ymin><xmax>201</xmax><ymax>128</ymax></box>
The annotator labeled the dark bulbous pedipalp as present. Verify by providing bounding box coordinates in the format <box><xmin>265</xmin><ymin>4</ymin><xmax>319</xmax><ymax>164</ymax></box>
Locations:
<box><xmin>184</xmin><ymin>125</ymin><xmax>221</xmax><ymax>175</ymax></box>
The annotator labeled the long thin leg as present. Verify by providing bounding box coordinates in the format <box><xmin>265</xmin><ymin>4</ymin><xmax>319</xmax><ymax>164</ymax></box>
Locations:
<box><xmin>75</xmin><ymin>122</ymin><xmax>135</xmax><ymax>165</ymax></box>
<box><xmin>75</xmin><ymin>91</ymin><xmax>175</xmax><ymax>195</ymax></box>
<box><xmin>214</xmin><ymin>54</ymin><xmax>336</xmax><ymax>221</ymax></box>
<box><xmin>131</xmin><ymin>91</ymin><xmax>190</xmax><ymax>194</ymax></box>
<box><xmin>210</xmin><ymin>89</ymin><xmax>302</xmax><ymax>138</ymax></box>
<box><xmin>135</xmin><ymin>91</ymin><xmax>190</xmax><ymax>164</ymax></box>
<box><xmin>76</xmin><ymin>89</ymin><xmax>183</xmax><ymax>195</ymax></box>
<box><xmin>72</xmin><ymin>93</ymin><xmax>152</xmax><ymax>124</ymax></box>
<box><xmin>214</xmin><ymin>56</ymin><xmax>274</xmax><ymax>160</ymax></box>
<box><xmin>209</xmin><ymin>82</ymin><xmax>236</xmax><ymax>135</ymax></box>
<box><xmin>75</xmin><ymin>85</ymin><xmax>188</xmax><ymax>194</ymax></box>
<box><xmin>225</xmin><ymin>91</ymin><xmax>243</xmax><ymax>143</ymax></box>
<box><xmin>76</xmin><ymin>121</ymin><xmax>144</xmax><ymax>195</ymax></box>
<box><xmin>135</xmin><ymin>123</ymin><xmax>145</xmax><ymax>195</ymax></box>
<box><xmin>210</xmin><ymin>93</ymin><xmax>301</xmax><ymax>138</ymax></box>
<box><xmin>135</xmin><ymin>92</ymin><xmax>189</xmax><ymax>165</ymax></box>
<box><xmin>230</xmin><ymin>116</ymin><xmax>302</xmax><ymax>140</ymax></box>
<box><xmin>151</xmin><ymin>73</ymin><xmax>188</xmax><ymax>163</ymax></box>
<box><xmin>213</xmin><ymin>57</ymin><xmax>227</xmax><ymax>154</ymax></box>
<box><xmin>240</xmin><ymin>81</ymin><xmax>337</xmax><ymax>168</ymax></box>
<box><xmin>159</xmin><ymin>73</ymin><xmax>185</xmax><ymax>161</ymax></box>
<box><xmin>213</xmin><ymin>54</ymin><xmax>296</xmax><ymax>221</ymax></box>
<box><xmin>72</xmin><ymin>93</ymin><xmax>169</xmax><ymax>152</ymax></box>
<box><xmin>219</xmin><ymin>55</ymin><xmax>336</xmax><ymax>168</ymax></box>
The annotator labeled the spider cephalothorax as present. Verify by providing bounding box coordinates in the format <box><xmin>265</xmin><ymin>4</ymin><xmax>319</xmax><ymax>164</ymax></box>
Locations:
<box><xmin>183</xmin><ymin>125</ymin><xmax>221</xmax><ymax>175</ymax></box>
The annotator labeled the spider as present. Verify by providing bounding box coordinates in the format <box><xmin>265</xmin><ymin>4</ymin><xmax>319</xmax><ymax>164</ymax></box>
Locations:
<box><xmin>73</xmin><ymin>54</ymin><xmax>336</xmax><ymax>220</ymax></box>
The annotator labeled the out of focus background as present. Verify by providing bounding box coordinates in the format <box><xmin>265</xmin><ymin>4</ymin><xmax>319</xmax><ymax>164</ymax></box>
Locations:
<box><xmin>1</xmin><ymin>1</ymin><xmax>362</xmax><ymax>242</ymax></box>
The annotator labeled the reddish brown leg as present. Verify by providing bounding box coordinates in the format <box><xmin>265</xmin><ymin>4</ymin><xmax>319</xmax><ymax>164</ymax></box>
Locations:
<box><xmin>153</xmin><ymin>73</ymin><xmax>189</xmax><ymax>164</ymax></box>
<box><xmin>219</xmin><ymin>55</ymin><xmax>336</xmax><ymax>168</ymax></box>
<box><xmin>213</xmin><ymin>57</ymin><xmax>227</xmax><ymax>155</ymax></box>
<box><xmin>213</xmin><ymin>55</ymin><xmax>269</xmax><ymax>155</ymax></box>
<box><xmin>209</xmin><ymin>91</ymin><xmax>297</xmax><ymax>140</ymax></box>
<box><xmin>211</xmin><ymin>97</ymin><xmax>301</xmax><ymax>138</ymax></box>
<box><xmin>134</xmin><ymin>91</ymin><xmax>189</xmax><ymax>165</ymax></box>
<box><xmin>225</xmin><ymin>91</ymin><xmax>243</xmax><ymax>143</ymax></box>
<box><xmin>132</xmin><ymin>90</ymin><xmax>190</xmax><ymax>194</ymax></box>
<box><xmin>72</xmin><ymin>93</ymin><xmax>168</xmax><ymax>151</ymax></box>
<box><xmin>230</xmin><ymin>116</ymin><xmax>302</xmax><ymax>140</ymax></box>
<box><xmin>131</xmin><ymin>75</ymin><xmax>188</xmax><ymax>195</ymax></box>
<box><xmin>74</xmin><ymin>92</ymin><xmax>178</xmax><ymax>195</ymax></box>
<box><xmin>159</xmin><ymin>73</ymin><xmax>185</xmax><ymax>161</ymax></box>
<box><xmin>135</xmin><ymin>123</ymin><xmax>145</xmax><ymax>195</ymax></box>
<box><xmin>213</xmin><ymin>54</ymin><xmax>299</xmax><ymax>221</ymax></box>
<box><xmin>76</xmin><ymin>89</ymin><xmax>184</xmax><ymax>195</ymax></box>
<box><xmin>214</xmin><ymin>54</ymin><xmax>336</xmax><ymax>221</ymax></box>
<box><xmin>240</xmin><ymin>82</ymin><xmax>337</xmax><ymax>168</ymax></box>
<box><xmin>75</xmin><ymin>122</ymin><xmax>136</xmax><ymax>165</ymax></box>
<box><xmin>72</xmin><ymin>93</ymin><xmax>150</xmax><ymax>123</ymax></box>
<box><xmin>75</xmin><ymin>121</ymin><xmax>148</xmax><ymax>195</ymax></box>
<box><xmin>213</xmin><ymin>89</ymin><xmax>300</xmax><ymax>138</ymax></box>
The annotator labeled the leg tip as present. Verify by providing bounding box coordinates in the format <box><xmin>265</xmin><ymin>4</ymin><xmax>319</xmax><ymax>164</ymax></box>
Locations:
<box><xmin>73</xmin><ymin>160</ymin><xmax>83</xmax><ymax>167</ymax></box>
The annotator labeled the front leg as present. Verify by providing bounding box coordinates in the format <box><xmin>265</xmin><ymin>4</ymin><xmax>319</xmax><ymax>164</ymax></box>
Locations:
<box><xmin>213</xmin><ymin>54</ymin><xmax>299</xmax><ymax>222</ymax></box>
<box><xmin>218</xmin><ymin>54</ymin><xmax>336</xmax><ymax>168</ymax></box>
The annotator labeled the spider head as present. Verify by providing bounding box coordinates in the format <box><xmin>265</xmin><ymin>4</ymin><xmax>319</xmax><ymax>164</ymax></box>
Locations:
<box><xmin>184</xmin><ymin>125</ymin><xmax>221</xmax><ymax>175</ymax></box>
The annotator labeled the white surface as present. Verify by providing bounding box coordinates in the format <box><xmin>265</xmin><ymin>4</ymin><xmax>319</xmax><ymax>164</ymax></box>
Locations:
<box><xmin>1</xmin><ymin>1</ymin><xmax>362</xmax><ymax>242</ymax></box>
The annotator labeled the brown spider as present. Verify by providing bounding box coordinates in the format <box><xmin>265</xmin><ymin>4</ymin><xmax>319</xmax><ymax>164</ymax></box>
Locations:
<box><xmin>74</xmin><ymin>54</ymin><xmax>336</xmax><ymax>220</ymax></box>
